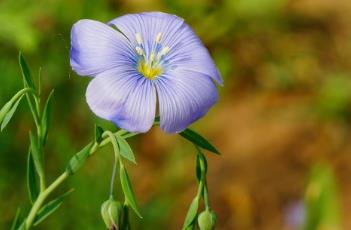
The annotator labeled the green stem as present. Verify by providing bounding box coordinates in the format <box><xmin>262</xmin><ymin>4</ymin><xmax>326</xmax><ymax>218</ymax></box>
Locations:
<box><xmin>25</xmin><ymin>171</ymin><xmax>69</xmax><ymax>228</ymax></box>
<box><xmin>23</xmin><ymin>128</ymin><xmax>137</xmax><ymax>230</ymax></box>
<box><xmin>103</xmin><ymin>131</ymin><xmax>121</xmax><ymax>199</ymax></box>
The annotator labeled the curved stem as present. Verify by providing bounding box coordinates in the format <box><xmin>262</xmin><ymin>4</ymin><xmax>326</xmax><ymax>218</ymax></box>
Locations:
<box><xmin>23</xmin><ymin>128</ymin><xmax>138</xmax><ymax>230</ymax></box>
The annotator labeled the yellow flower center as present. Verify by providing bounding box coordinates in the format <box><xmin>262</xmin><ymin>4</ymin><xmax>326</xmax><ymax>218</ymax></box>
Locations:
<box><xmin>137</xmin><ymin>60</ymin><xmax>162</xmax><ymax>80</ymax></box>
<box><xmin>134</xmin><ymin>32</ymin><xmax>170</xmax><ymax>80</ymax></box>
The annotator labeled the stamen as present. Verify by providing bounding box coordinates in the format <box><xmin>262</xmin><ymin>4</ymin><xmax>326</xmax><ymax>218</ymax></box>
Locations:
<box><xmin>159</xmin><ymin>46</ymin><xmax>170</xmax><ymax>56</ymax></box>
<box><xmin>135</xmin><ymin>33</ymin><xmax>143</xmax><ymax>45</ymax></box>
<box><xmin>150</xmin><ymin>52</ymin><xmax>155</xmax><ymax>63</ymax></box>
<box><xmin>135</xmin><ymin>46</ymin><xmax>144</xmax><ymax>56</ymax></box>
<box><xmin>155</xmin><ymin>33</ymin><xmax>162</xmax><ymax>43</ymax></box>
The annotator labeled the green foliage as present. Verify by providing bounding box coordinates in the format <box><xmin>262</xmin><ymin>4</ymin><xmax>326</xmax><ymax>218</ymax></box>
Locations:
<box><xmin>95</xmin><ymin>125</ymin><xmax>104</xmax><ymax>144</ymax></box>
<box><xmin>303</xmin><ymin>164</ymin><xmax>342</xmax><ymax>230</ymax></box>
<box><xmin>33</xmin><ymin>189</ymin><xmax>74</xmax><ymax>226</ymax></box>
<box><xmin>19</xmin><ymin>52</ymin><xmax>36</xmax><ymax>91</ymax></box>
<box><xmin>27</xmin><ymin>149</ymin><xmax>39</xmax><ymax>204</ymax></box>
<box><xmin>120</xmin><ymin>164</ymin><xmax>142</xmax><ymax>218</ymax></box>
<box><xmin>29</xmin><ymin>131</ymin><xmax>44</xmax><ymax>178</ymax></box>
<box><xmin>10</xmin><ymin>208</ymin><xmax>22</xmax><ymax>230</ymax></box>
<box><xmin>180</xmin><ymin>129</ymin><xmax>220</xmax><ymax>155</ymax></box>
<box><xmin>196</xmin><ymin>150</ymin><xmax>208</xmax><ymax>181</ymax></box>
<box><xmin>1</xmin><ymin>94</ymin><xmax>24</xmax><ymax>131</ymax></box>
<box><xmin>66</xmin><ymin>143</ymin><xmax>93</xmax><ymax>175</ymax></box>
<box><xmin>182</xmin><ymin>197</ymin><xmax>199</xmax><ymax>229</ymax></box>
<box><xmin>41</xmin><ymin>90</ymin><xmax>55</xmax><ymax>145</ymax></box>
<box><xmin>116</xmin><ymin>134</ymin><xmax>136</xmax><ymax>164</ymax></box>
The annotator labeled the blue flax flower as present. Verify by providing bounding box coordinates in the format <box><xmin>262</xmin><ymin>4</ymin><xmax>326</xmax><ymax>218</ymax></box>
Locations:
<box><xmin>70</xmin><ymin>12</ymin><xmax>223</xmax><ymax>133</ymax></box>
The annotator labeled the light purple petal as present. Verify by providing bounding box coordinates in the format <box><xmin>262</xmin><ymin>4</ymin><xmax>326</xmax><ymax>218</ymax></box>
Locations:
<box><xmin>155</xmin><ymin>70</ymin><xmax>218</xmax><ymax>133</ymax></box>
<box><xmin>70</xmin><ymin>19</ymin><xmax>135</xmax><ymax>77</ymax></box>
<box><xmin>109</xmin><ymin>12</ymin><xmax>223</xmax><ymax>85</ymax></box>
<box><xmin>86</xmin><ymin>69</ymin><xmax>156</xmax><ymax>133</ymax></box>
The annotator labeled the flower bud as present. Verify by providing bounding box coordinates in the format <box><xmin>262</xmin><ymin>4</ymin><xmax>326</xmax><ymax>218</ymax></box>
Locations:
<box><xmin>198</xmin><ymin>209</ymin><xmax>217</xmax><ymax>230</ymax></box>
<box><xmin>101</xmin><ymin>199</ymin><xmax>123</xmax><ymax>229</ymax></box>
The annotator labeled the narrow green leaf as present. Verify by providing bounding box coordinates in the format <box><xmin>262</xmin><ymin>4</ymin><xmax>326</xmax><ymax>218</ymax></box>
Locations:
<box><xmin>10</xmin><ymin>208</ymin><xmax>22</xmax><ymax>230</ymax></box>
<box><xmin>29</xmin><ymin>132</ymin><xmax>44</xmax><ymax>177</ymax></box>
<box><xmin>1</xmin><ymin>95</ymin><xmax>24</xmax><ymax>131</ymax></box>
<box><xmin>41</xmin><ymin>89</ymin><xmax>54</xmax><ymax>145</ymax></box>
<box><xmin>120</xmin><ymin>165</ymin><xmax>142</xmax><ymax>218</ymax></box>
<box><xmin>66</xmin><ymin>143</ymin><xmax>93</xmax><ymax>175</ymax></box>
<box><xmin>180</xmin><ymin>129</ymin><xmax>220</xmax><ymax>154</ymax></box>
<box><xmin>16</xmin><ymin>222</ymin><xmax>26</xmax><ymax>230</ymax></box>
<box><xmin>196</xmin><ymin>152</ymin><xmax>208</xmax><ymax>181</ymax></box>
<box><xmin>19</xmin><ymin>52</ymin><xmax>36</xmax><ymax>90</ymax></box>
<box><xmin>182</xmin><ymin>197</ymin><xmax>199</xmax><ymax>229</ymax></box>
<box><xmin>121</xmin><ymin>204</ymin><xmax>131</xmax><ymax>230</ymax></box>
<box><xmin>33</xmin><ymin>189</ymin><xmax>74</xmax><ymax>226</ymax></box>
<box><xmin>116</xmin><ymin>135</ymin><xmax>136</xmax><ymax>164</ymax></box>
<box><xmin>95</xmin><ymin>125</ymin><xmax>104</xmax><ymax>144</ymax></box>
<box><xmin>0</xmin><ymin>101</ymin><xmax>12</xmax><ymax>125</ymax></box>
<box><xmin>27</xmin><ymin>149</ymin><xmax>39</xmax><ymax>204</ymax></box>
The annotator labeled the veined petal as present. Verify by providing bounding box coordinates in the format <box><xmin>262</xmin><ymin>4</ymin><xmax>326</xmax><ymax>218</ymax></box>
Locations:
<box><xmin>155</xmin><ymin>70</ymin><xmax>218</xmax><ymax>133</ymax></box>
<box><xmin>86</xmin><ymin>69</ymin><xmax>156</xmax><ymax>133</ymax></box>
<box><xmin>109</xmin><ymin>12</ymin><xmax>223</xmax><ymax>85</ymax></box>
<box><xmin>70</xmin><ymin>19</ymin><xmax>135</xmax><ymax>77</ymax></box>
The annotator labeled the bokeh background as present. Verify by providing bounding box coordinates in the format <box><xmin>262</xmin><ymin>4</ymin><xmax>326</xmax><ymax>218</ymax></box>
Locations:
<box><xmin>1</xmin><ymin>0</ymin><xmax>351</xmax><ymax>229</ymax></box>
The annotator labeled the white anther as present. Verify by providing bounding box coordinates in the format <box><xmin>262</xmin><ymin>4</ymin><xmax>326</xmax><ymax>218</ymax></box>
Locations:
<box><xmin>160</xmin><ymin>46</ymin><xmax>170</xmax><ymax>56</ymax></box>
<box><xmin>150</xmin><ymin>52</ymin><xmax>156</xmax><ymax>62</ymax></box>
<box><xmin>135</xmin><ymin>33</ymin><xmax>143</xmax><ymax>45</ymax></box>
<box><xmin>155</xmin><ymin>33</ymin><xmax>162</xmax><ymax>43</ymax></box>
<box><xmin>135</xmin><ymin>46</ymin><xmax>144</xmax><ymax>56</ymax></box>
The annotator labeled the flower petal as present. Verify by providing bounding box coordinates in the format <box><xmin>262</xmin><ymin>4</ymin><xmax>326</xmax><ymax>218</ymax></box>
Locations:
<box><xmin>155</xmin><ymin>70</ymin><xmax>218</xmax><ymax>133</ymax></box>
<box><xmin>86</xmin><ymin>69</ymin><xmax>156</xmax><ymax>133</ymax></box>
<box><xmin>70</xmin><ymin>19</ymin><xmax>135</xmax><ymax>77</ymax></box>
<box><xmin>109</xmin><ymin>12</ymin><xmax>223</xmax><ymax>85</ymax></box>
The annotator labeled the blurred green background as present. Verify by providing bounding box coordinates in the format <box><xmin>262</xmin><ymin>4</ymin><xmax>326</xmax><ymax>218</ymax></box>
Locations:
<box><xmin>1</xmin><ymin>0</ymin><xmax>351</xmax><ymax>229</ymax></box>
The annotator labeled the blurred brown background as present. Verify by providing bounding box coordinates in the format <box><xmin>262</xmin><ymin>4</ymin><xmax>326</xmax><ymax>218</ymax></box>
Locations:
<box><xmin>1</xmin><ymin>0</ymin><xmax>351</xmax><ymax>229</ymax></box>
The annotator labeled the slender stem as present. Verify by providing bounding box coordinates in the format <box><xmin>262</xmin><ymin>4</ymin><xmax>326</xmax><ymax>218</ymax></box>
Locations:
<box><xmin>109</xmin><ymin>154</ymin><xmax>118</xmax><ymax>199</ymax></box>
<box><xmin>23</xmin><ymin>127</ymin><xmax>142</xmax><ymax>230</ymax></box>
<box><xmin>203</xmin><ymin>184</ymin><xmax>210</xmax><ymax>210</ymax></box>
<box><xmin>25</xmin><ymin>172</ymin><xmax>69</xmax><ymax>228</ymax></box>
<box><xmin>103</xmin><ymin>131</ymin><xmax>123</xmax><ymax>199</ymax></box>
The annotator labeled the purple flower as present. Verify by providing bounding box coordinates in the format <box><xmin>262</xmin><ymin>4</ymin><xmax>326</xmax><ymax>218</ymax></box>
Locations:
<box><xmin>70</xmin><ymin>12</ymin><xmax>223</xmax><ymax>133</ymax></box>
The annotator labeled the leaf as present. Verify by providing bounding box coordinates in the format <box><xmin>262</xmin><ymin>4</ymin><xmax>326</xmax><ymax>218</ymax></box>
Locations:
<box><xmin>29</xmin><ymin>132</ymin><xmax>44</xmax><ymax>177</ymax></box>
<box><xmin>66</xmin><ymin>143</ymin><xmax>93</xmax><ymax>175</ymax></box>
<box><xmin>0</xmin><ymin>101</ymin><xmax>12</xmax><ymax>124</ymax></box>
<box><xmin>41</xmin><ymin>89</ymin><xmax>54</xmax><ymax>145</ymax></box>
<box><xmin>1</xmin><ymin>95</ymin><xmax>24</xmax><ymax>131</ymax></box>
<box><xmin>180</xmin><ymin>129</ymin><xmax>220</xmax><ymax>155</ymax></box>
<box><xmin>27</xmin><ymin>148</ymin><xmax>39</xmax><ymax>203</ymax></box>
<box><xmin>119</xmin><ymin>165</ymin><xmax>142</xmax><ymax>218</ymax></box>
<box><xmin>116</xmin><ymin>135</ymin><xmax>136</xmax><ymax>164</ymax></box>
<box><xmin>33</xmin><ymin>189</ymin><xmax>74</xmax><ymax>226</ymax></box>
<box><xmin>95</xmin><ymin>125</ymin><xmax>104</xmax><ymax>144</ymax></box>
<box><xmin>196</xmin><ymin>153</ymin><xmax>208</xmax><ymax>181</ymax></box>
<box><xmin>19</xmin><ymin>52</ymin><xmax>36</xmax><ymax>90</ymax></box>
<box><xmin>182</xmin><ymin>197</ymin><xmax>199</xmax><ymax>229</ymax></box>
<box><xmin>10</xmin><ymin>208</ymin><xmax>22</xmax><ymax>230</ymax></box>
<box><xmin>16</xmin><ymin>222</ymin><xmax>26</xmax><ymax>230</ymax></box>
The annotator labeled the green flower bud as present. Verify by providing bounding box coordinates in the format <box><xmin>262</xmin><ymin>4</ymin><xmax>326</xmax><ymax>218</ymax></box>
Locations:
<box><xmin>198</xmin><ymin>209</ymin><xmax>217</xmax><ymax>230</ymax></box>
<box><xmin>101</xmin><ymin>199</ymin><xmax>123</xmax><ymax>229</ymax></box>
